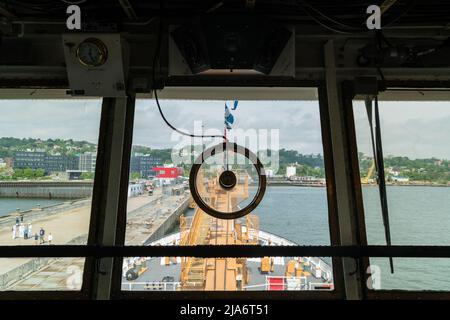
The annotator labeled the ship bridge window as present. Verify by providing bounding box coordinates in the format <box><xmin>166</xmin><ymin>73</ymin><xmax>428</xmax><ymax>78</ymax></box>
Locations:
<box><xmin>352</xmin><ymin>90</ymin><xmax>450</xmax><ymax>291</ymax></box>
<box><xmin>122</xmin><ymin>87</ymin><xmax>338</xmax><ymax>293</ymax></box>
<box><xmin>0</xmin><ymin>97</ymin><xmax>102</xmax><ymax>291</ymax></box>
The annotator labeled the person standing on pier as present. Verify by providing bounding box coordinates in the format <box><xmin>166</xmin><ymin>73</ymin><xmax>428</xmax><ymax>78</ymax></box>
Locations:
<box><xmin>28</xmin><ymin>223</ymin><xmax>33</xmax><ymax>239</ymax></box>
<box><xmin>34</xmin><ymin>233</ymin><xmax>39</xmax><ymax>245</ymax></box>
<box><xmin>19</xmin><ymin>224</ymin><xmax>24</xmax><ymax>238</ymax></box>
<box><xmin>48</xmin><ymin>233</ymin><xmax>53</xmax><ymax>244</ymax></box>
<box><xmin>24</xmin><ymin>224</ymin><xmax>29</xmax><ymax>240</ymax></box>
<box><xmin>11</xmin><ymin>224</ymin><xmax>17</xmax><ymax>240</ymax></box>
<box><xmin>39</xmin><ymin>227</ymin><xmax>45</xmax><ymax>244</ymax></box>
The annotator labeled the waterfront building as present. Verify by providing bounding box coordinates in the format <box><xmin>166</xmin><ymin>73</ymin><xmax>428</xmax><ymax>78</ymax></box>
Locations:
<box><xmin>13</xmin><ymin>151</ymin><xmax>78</xmax><ymax>173</ymax></box>
<box><xmin>130</xmin><ymin>154</ymin><xmax>162</xmax><ymax>178</ymax></box>
<box><xmin>286</xmin><ymin>166</ymin><xmax>297</xmax><ymax>178</ymax></box>
<box><xmin>152</xmin><ymin>166</ymin><xmax>183</xmax><ymax>185</ymax></box>
<box><xmin>13</xmin><ymin>151</ymin><xmax>46</xmax><ymax>170</ymax></box>
<box><xmin>45</xmin><ymin>154</ymin><xmax>79</xmax><ymax>172</ymax></box>
<box><xmin>79</xmin><ymin>152</ymin><xmax>97</xmax><ymax>173</ymax></box>
<box><xmin>392</xmin><ymin>176</ymin><xmax>410</xmax><ymax>183</ymax></box>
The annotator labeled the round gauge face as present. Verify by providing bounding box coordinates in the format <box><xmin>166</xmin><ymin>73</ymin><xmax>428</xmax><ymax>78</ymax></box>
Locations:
<box><xmin>76</xmin><ymin>38</ymin><xmax>108</xmax><ymax>67</ymax></box>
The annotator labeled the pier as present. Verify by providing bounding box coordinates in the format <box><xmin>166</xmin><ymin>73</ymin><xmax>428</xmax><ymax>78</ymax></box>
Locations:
<box><xmin>0</xmin><ymin>187</ymin><xmax>190</xmax><ymax>290</ymax></box>
<box><xmin>0</xmin><ymin>181</ymin><xmax>94</xmax><ymax>199</ymax></box>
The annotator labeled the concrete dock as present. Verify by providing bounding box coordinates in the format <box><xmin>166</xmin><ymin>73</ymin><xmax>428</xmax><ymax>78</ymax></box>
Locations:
<box><xmin>0</xmin><ymin>187</ymin><xmax>190</xmax><ymax>290</ymax></box>
<box><xmin>0</xmin><ymin>181</ymin><xmax>94</xmax><ymax>199</ymax></box>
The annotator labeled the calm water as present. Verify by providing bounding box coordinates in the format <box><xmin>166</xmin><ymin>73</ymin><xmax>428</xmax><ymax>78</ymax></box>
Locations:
<box><xmin>0</xmin><ymin>198</ymin><xmax>63</xmax><ymax>217</ymax></box>
<box><xmin>256</xmin><ymin>186</ymin><xmax>330</xmax><ymax>245</ymax></box>
<box><xmin>258</xmin><ymin>186</ymin><xmax>450</xmax><ymax>291</ymax></box>
<box><xmin>363</xmin><ymin>186</ymin><xmax>450</xmax><ymax>291</ymax></box>
<box><xmin>185</xmin><ymin>185</ymin><xmax>450</xmax><ymax>291</ymax></box>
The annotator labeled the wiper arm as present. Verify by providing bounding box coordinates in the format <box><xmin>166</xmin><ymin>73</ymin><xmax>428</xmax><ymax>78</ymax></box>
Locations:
<box><xmin>365</xmin><ymin>95</ymin><xmax>394</xmax><ymax>273</ymax></box>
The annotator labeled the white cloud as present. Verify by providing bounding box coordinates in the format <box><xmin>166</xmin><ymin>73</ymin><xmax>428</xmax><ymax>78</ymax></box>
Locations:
<box><xmin>0</xmin><ymin>99</ymin><xmax>102</xmax><ymax>143</ymax></box>
<box><xmin>353</xmin><ymin>101</ymin><xmax>450</xmax><ymax>159</ymax></box>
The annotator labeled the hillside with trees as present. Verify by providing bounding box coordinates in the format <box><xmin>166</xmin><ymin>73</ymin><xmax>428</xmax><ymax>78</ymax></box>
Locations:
<box><xmin>0</xmin><ymin>137</ymin><xmax>96</xmax><ymax>158</ymax></box>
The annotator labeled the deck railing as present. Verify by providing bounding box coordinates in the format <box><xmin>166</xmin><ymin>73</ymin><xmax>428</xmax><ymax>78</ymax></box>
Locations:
<box><xmin>122</xmin><ymin>281</ymin><xmax>181</xmax><ymax>291</ymax></box>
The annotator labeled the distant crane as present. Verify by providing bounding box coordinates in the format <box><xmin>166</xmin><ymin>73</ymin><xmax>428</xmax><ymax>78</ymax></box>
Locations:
<box><xmin>362</xmin><ymin>160</ymin><xmax>376</xmax><ymax>184</ymax></box>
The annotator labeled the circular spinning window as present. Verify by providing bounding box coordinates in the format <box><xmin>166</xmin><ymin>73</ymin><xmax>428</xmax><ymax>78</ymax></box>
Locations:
<box><xmin>189</xmin><ymin>142</ymin><xmax>266</xmax><ymax>220</ymax></box>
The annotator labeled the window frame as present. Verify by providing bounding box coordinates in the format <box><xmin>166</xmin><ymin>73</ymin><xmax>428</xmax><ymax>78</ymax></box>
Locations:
<box><xmin>0</xmin><ymin>82</ymin><xmax>345</xmax><ymax>300</ymax></box>
<box><xmin>0</xmin><ymin>94</ymin><xmax>105</xmax><ymax>300</ymax></box>
<box><xmin>109</xmin><ymin>81</ymin><xmax>345</xmax><ymax>300</ymax></box>
<box><xmin>4</xmin><ymin>80</ymin><xmax>450</xmax><ymax>300</ymax></box>
<box><xmin>345</xmin><ymin>80</ymin><xmax>450</xmax><ymax>299</ymax></box>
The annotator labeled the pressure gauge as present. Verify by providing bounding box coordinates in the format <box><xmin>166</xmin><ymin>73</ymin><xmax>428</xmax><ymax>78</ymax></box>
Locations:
<box><xmin>76</xmin><ymin>38</ymin><xmax>108</xmax><ymax>67</ymax></box>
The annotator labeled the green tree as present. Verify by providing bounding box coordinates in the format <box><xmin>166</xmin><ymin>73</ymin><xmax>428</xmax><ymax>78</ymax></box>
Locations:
<box><xmin>13</xmin><ymin>168</ymin><xmax>23</xmax><ymax>179</ymax></box>
<box><xmin>80</xmin><ymin>172</ymin><xmax>95</xmax><ymax>180</ymax></box>
<box><xmin>35</xmin><ymin>168</ymin><xmax>45</xmax><ymax>178</ymax></box>
<box><xmin>130</xmin><ymin>172</ymin><xmax>140</xmax><ymax>180</ymax></box>
<box><xmin>23</xmin><ymin>168</ymin><xmax>34</xmax><ymax>179</ymax></box>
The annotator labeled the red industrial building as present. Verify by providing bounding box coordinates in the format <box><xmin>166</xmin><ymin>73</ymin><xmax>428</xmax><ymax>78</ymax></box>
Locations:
<box><xmin>152</xmin><ymin>166</ymin><xmax>183</xmax><ymax>179</ymax></box>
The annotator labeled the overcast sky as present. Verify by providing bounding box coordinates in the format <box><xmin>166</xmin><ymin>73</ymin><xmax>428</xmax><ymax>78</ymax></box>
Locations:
<box><xmin>353</xmin><ymin>101</ymin><xmax>450</xmax><ymax>159</ymax></box>
<box><xmin>0</xmin><ymin>99</ymin><xmax>102</xmax><ymax>143</ymax></box>
<box><xmin>132</xmin><ymin>99</ymin><xmax>324</xmax><ymax>155</ymax></box>
<box><xmin>0</xmin><ymin>99</ymin><xmax>449</xmax><ymax>159</ymax></box>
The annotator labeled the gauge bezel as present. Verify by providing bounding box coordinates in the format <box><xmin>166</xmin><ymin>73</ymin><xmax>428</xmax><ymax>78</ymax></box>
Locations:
<box><xmin>76</xmin><ymin>38</ymin><xmax>109</xmax><ymax>67</ymax></box>
<box><xmin>189</xmin><ymin>142</ymin><xmax>266</xmax><ymax>220</ymax></box>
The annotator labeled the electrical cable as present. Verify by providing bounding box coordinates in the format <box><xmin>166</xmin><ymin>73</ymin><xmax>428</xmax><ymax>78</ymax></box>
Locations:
<box><xmin>297</xmin><ymin>0</ymin><xmax>365</xmax><ymax>31</ymax></box>
<box><xmin>296</xmin><ymin>5</ymin><xmax>359</xmax><ymax>34</ymax></box>
<box><xmin>382</xmin><ymin>0</ymin><xmax>418</xmax><ymax>28</ymax></box>
<box><xmin>294</xmin><ymin>0</ymin><xmax>418</xmax><ymax>34</ymax></box>
<box><xmin>60</xmin><ymin>0</ymin><xmax>87</xmax><ymax>4</ymax></box>
<box><xmin>375</xmin><ymin>31</ymin><xmax>388</xmax><ymax>90</ymax></box>
<box><xmin>294</xmin><ymin>0</ymin><xmax>367</xmax><ymax>34</ymax></box>
<box><xmin>151</xmin><ymin>1</ymin><xmax>226</xmax><ymax>141</ymax></box>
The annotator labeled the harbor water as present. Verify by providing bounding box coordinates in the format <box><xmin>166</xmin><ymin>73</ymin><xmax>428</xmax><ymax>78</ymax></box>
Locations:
<box><xmin>0</xmin><ymin>198</ymin><xmax>63</xmax><ymax>218</ymax></box>
<box><xmin>258</xmin><ymin>185</ymin><xmax>450</xmax><ymax>291</ymax></box>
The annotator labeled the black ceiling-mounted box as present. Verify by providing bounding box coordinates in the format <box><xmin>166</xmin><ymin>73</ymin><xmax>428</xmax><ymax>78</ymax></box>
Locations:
<box><xmin>171</xmin><ymin>16</ymin><xmax>292</xmax><ymax>75</ymax></box>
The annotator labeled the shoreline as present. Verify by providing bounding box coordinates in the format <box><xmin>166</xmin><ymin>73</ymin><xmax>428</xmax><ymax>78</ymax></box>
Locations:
<box><xmin>264</xmin><ymin>182</ymin><xmax>450</xmax><ymax>188</ymax></box>
<box><xmin>361</xmin><ymin>183</ymin><xmax>450</xmax><ymax>187</ymax></box>
<box><xmin>0</xmin><ymin>199</ymin><xmax>68</xmax><ymax>216</ymax></box>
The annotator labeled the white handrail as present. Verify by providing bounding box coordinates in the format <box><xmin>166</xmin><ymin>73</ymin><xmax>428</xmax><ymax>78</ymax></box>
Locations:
<box><xmin>308</xmin><ymin>282</ymin><xmax>334</xmax><ymax>290</ymax></box>
<box><xmin>122</xmin><ymin>281</ymin><xmax>181</xmax><ymax>291</ymax></box>
<box><xmin>242</xmin><ymin>284</ymin><xmax>268</xmax><ymax>289</ymax></box>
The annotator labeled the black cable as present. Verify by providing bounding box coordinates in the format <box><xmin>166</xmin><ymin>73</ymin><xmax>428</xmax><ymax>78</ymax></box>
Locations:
<box><xmin>297</xmin><ymin>0</ymin><xmax>365</xmax><ymax>32</ymax></box>
<box><xmin>6</xmin><ymin>0</ymin><xmax>65</xmax><ymax>11</ymax></box>
<box><xmin>375</xmin><ymin>31</ymin><xmax>387</xmax><ymax>91</ymax></box>
<box><xmin>153</xmin><ymin>90</ymin><xmax>226</xmax><ymax>141</ymax></box>
<box><xmin>377</xmin><ymin>66</ymin><xmax>387</xmax><ymax>90</ymax></box>
<box><xmin>295</xmin><ymin>0</ymin><xmax>418</xmax><ymax>34</ymax></box>
<box><xmin>151</xmin><ymin>1</ymin><xmax>226</xmax><ymax>141</ymax></box>
<box><xmin>297</xmin><ymin>5</ymin><xmax>360</xmax><ymax>34</ymax></box>
<box><xmin>60</xmin><ymin>0</ymin><xmax>87</xmax><ymax>4</ymax></box>
<box><xmin>382</xmin><ymin>0</ymin><xmax>418</xmax><ymax>28</ymax></box>
<box><xmin>294</xmin><ymin>0</ymin><xmax>367</xmax><ymax>34</ymax></box>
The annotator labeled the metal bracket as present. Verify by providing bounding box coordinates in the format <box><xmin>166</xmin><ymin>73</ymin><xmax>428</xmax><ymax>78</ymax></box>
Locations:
<box><xmin>353</xmin><ymin>76</ymin><xmax>380</xmax><ymax>96</ymax></box>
